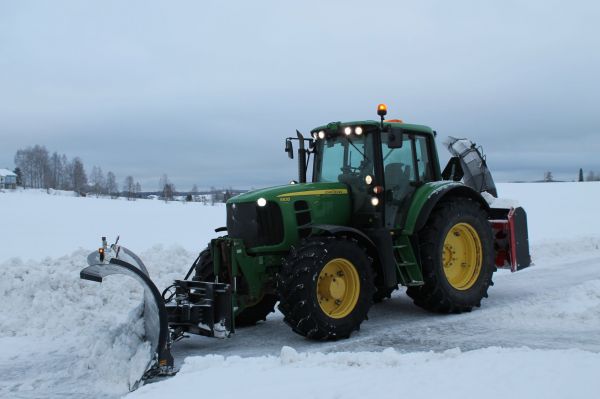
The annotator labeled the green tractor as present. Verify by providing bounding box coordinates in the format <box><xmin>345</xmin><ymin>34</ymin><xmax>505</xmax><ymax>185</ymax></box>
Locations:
<box><xmin>81</xmin><ymin>104</ymin><xmax>530</xmax><ymax>382</ymax></box>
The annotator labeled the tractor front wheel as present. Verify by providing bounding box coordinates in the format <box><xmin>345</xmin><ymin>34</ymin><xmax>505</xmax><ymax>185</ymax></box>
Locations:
<box><xmin>407</xmin><ymin>199</ymin><xmax>495</xmax><ymax>313</ymax></box>
<box><xmin>277</xmin><ymin>237</ymin><xmax>374</xmax><ymax>340</ymax></box>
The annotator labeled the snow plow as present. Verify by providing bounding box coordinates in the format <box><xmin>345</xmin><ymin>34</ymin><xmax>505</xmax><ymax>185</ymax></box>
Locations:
<box><xmin>82</xmin><ymin>238</ymin><xmax>233</xmax><ymax>379</ymax></box>
<box><xmin>81</xmin><ymin>104</ymin><xmax>531</xmax><ymax>385</ymax></box>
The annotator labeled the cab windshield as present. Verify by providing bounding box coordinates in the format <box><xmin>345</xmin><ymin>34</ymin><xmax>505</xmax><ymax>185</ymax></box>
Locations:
<box><xmin>314</xmin><ymin>134</ymin><xmax>374</xmax><ymax>183</ymax></box>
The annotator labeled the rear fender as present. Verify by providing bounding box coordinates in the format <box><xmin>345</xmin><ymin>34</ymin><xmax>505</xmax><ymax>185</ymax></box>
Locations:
<box><xmin>404</xmin><ymin>182</ymin><xmax>490</xmax><ymax>235</ymax></box>
<box><xmin>404</xmin><ymin>183</ymin><xmax>531</xmax><ymax>272</ymax></box>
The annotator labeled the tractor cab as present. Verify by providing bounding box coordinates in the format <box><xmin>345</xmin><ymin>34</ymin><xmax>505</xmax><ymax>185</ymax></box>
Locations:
<box><xmin>289</xmin><ymin>107</ymin><xmax>442</xmax><ymax>232</ymax></box>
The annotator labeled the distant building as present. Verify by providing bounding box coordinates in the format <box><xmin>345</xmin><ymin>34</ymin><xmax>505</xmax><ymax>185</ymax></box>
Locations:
<box><xmin>0</xmin><ymin>169</ymin><xmax>17</xmax><ymax>189</ymax></box>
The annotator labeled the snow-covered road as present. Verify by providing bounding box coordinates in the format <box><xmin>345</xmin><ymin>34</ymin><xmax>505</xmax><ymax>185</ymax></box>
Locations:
<box><xmin>3</xmin><ymin>242</ymin><xmax>600</xmax><ymax>399</ymax></box>
<box><xmin>1</xmin><ymin>183</ymin><xmax>599</xmax><ymax>398</ymax></box>
<box><xmin>170</xmin><ymin>239</ymin><xmax>600</xmax><ymax>361</ymax></box>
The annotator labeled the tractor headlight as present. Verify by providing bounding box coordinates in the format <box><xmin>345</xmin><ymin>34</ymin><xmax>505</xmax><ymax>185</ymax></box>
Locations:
<box><xmin>355</xmin><ymin>126</ymin><xmax>363</xmax><ymax>135</ymax></box>
<box><xmin>370</xmin><ymin>197</ymin><xmax>380</xmax><ymax>206</ymax></box>
<box><xmin>344</xmin><ymin>127</ymin><xmax>352</xmax><ymax>135</ymax></box>
<box><xmin>318</xmin><ymin>130</ymin><xmax>325</xmax><ymax>139</ymax></box>
<box><xmin>365</xmin><ymin>175</ymin><xmax>373</xmax><ymax>185</ymax></box>
<box><xmin>257</xmin><ymin>198</ymin><xmax>267</xmax><ymax>207</ymax></box>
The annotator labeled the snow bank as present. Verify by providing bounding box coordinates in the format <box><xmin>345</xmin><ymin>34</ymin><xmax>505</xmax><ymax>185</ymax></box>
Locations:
<box><xmin>0</xmin><ymin>246</ymin><xmax>198</xmax><ymax>396</ymax></box>
<box><xmin>129</xmin><ymin>346</ymin><xmax>600</xmax><ymax>399</ymax></box>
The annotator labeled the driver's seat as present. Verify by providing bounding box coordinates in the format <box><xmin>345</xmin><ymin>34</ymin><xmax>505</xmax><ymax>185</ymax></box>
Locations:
<box><xmin>384</xmin><ymin>162</ymin><xmax>411</xmax><ymax>227</ymax></box>
<box><xmin>385</xmin><ymin>162</ymin><xmax>411</xmax><ymax>202</ymax></box>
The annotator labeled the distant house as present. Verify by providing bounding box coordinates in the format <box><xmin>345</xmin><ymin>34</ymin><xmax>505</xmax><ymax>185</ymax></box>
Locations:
<box><xmin>0</xmin><ymin>169</ymin><xmax>17</xmax><ymax>189</ymax></box>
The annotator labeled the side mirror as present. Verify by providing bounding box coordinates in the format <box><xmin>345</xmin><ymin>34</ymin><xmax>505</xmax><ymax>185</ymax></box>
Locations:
<box><xmin>387</xmin><ymin>127</ymin><xmax>405</xmax><ymax>149</ymax></box>
<box><xmin>285</xmin><ymin>139</ymin><xmax>294</xmax><ymax>159</ymax></box>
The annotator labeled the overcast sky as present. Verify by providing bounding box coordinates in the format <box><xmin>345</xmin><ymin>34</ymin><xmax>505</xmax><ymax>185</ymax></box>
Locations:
<box><xmin>1</xmin><ymin>1</ymin><xmax>599</xmax><ymax>190</ymax></box>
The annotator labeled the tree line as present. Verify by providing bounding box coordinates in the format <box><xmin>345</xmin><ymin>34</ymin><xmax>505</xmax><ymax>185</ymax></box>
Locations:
<box><xmin>580</xmin><ymin>168</ymin><xmax>600</xmax><ymax>182</ymax></box>
<box><xmin>10</xmin><ymin>144</ymin><xmax>235</xmax><ymax>203</ymax></box>
<box><xmin>543</xmin><ymin>169</ymin><xmax>600</xmax><ymax>182</ymax></box>
<box><xmin>13</xmin><ymin>145</ymin><xmax>142</xmax><ymax>199</ymax></box>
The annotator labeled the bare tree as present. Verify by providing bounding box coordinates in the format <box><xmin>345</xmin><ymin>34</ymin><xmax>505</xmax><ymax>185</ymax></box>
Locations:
<box><xmin>13</xmin><ymin>167</ymin><xmax>23</xmax><ymax>186</ymax></box>
<box><xmin>159</xmin><ymin>174</ymin><xmax>175</xmax><ymax>201</ymax></box>
<box><xmin>14</xmin><ymin>145</ymin><xmax>51</xmax><ymax>188</ymax></box>
<box><xmin>35</xmin><ymin>145</ymin><xmax>50</xmax><ymax>188</ymax></box>
<box><xmin>71</xmin><ymin>157</ymin><xmax>87</xmax><ymax>193</ymax></box>
<box><xmin>135</xmin><ymin>182</ymin><xmax>142</xmax><ymax>198</ymax></box>
<box><xmin>48</xmin><ymin>152</ymin><xmax>58</xmax><ymax>188</ymax></box>
<box><xmin>106</xmin><ymin>171</ymin><xmax>118</xmax><ymax>198</ymax></box>
<box><xmin>47</xmin><ymin>152</ymin><xmax>65</xmax><ymax>189</ymax></box>
<box><xmin>544</xmin><ymin>171</ymin><xmax>553</xmax><ymax>182</ymax></box>
<box><xmin>586</xmin><ymin>171</ymin><xmax>600</xmax><ymax>181</ymax></box>
<box><xmin>90</xmin><ymin>166</ymin><xmax>106</xmax><ymax>197</ymax></box>
<box><xmin>13</xmin><ymin>149</ymin><xmax>30</xmax><ymax>187</ymax></box>
<box><xmin>123</xmin><ymin>176</ymin><xmax>135</xmax><ymax>200</ymax></box>
<box><xmin>189</xmin><ymin>184</ymin><xmax>198</xmax><ymax>202</ymax></box>
<box><xmin>60</xmin><ymin>154</ymin><xmax>71</xmax><ymax>190</ymax></box>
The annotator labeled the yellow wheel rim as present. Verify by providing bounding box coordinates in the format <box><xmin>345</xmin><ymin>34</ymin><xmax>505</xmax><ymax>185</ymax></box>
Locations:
<box><xmin>442</xmin><ymin>223</ymin><xmax>483</xmax><ymax>290</ymax></box>
<box><xmin>317</xmin><ymin>258</ymin><xmax>361</xmax><ymax>319</ymax></box>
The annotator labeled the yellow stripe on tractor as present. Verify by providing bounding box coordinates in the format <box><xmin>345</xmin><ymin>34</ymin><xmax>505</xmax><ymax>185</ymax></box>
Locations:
<box><xmin>277</xmin><ymin>189</ymin><xmax>348</xmax><ymax>198</ymax></box>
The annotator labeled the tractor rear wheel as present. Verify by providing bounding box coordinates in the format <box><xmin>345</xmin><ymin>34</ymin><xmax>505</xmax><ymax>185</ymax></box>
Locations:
<box><xmin>194</xmin><ymin>248</ymin><xmax>276</xmax><ymax>327</ymax></box>
<box><xmin>277</xmin><ymin>237</ymin><xmax>374</xmax><ymax>340</ymax></box>
<box><xmin>406</xmin><ymin>199</ymin><xmax>495</xmax><ymax>313</ymax></box>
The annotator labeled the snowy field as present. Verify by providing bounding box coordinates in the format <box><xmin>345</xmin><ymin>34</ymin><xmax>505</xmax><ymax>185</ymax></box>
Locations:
<box><xmin>1</xmin><ymin>182</ymin><xmax>600</xmax><ymax>398</ymax></box>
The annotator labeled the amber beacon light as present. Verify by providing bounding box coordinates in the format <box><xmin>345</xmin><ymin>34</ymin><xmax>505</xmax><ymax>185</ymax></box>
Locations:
<box><xmin>377</xmin><ymin>103</ymin><xmax>388</xmax><ymax>128</ymax></box>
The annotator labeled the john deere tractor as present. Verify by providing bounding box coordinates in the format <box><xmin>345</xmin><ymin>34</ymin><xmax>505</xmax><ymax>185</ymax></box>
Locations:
<box><xmin>81</xmin><ymin>104</ymin><xmax>530</xmax><ymax>383</ymax></box>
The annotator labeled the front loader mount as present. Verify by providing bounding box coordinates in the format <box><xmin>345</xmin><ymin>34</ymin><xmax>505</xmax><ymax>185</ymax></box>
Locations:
<box><xmin>80</xmin><ymin>238</ymin><xmax>233</xmax><ymax>387</ymax></box>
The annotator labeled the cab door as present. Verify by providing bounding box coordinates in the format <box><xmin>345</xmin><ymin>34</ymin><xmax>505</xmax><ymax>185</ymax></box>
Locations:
<box><xmin>381</xmin><ymin>131</ymin><xmax>434</xmax><ymax>229</ymax></box>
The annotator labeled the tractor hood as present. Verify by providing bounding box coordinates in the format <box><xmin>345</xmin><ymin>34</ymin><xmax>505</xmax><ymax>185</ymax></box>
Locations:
<box><xmin>226</xmin><ymin>182</ymin><xmax>352</xmax><ymax>251</ymax></box>
<box><xmin>227</xmin><ymin>182</ymin><xmax>350</xmax><ymax>204</ymax></box>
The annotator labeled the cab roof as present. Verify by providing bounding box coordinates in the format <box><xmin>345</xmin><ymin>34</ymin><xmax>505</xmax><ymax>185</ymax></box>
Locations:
<box><xmin>310</xmin><ymin>120</ymin><xmax>435</xmax><ymax>137</ymax></box>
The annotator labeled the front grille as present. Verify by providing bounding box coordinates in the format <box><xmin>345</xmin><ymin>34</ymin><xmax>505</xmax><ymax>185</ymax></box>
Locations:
<box><xmin>226</xmin><ymin>201</ymin><xmax>284</xmax><ymax>247</ymax></box>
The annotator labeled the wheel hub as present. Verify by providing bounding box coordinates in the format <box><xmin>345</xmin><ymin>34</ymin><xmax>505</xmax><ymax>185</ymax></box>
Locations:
<box><xmin>317</xmin><ymin>258</ymin><xmax>360</xmax><ymax>319</ymax></box>
<box><xmin>326</xmin><ymin>276</ymin><xmax>346</xmax><ymax>299</ymax></box>
<box><xmin>442</xmin><ymin>223</ymin><xmax>483</xmax><ymax>290</ymax></box>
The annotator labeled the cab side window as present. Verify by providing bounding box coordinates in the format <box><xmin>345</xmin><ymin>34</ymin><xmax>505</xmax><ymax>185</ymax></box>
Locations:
<box><xmin>382</xmin><ymin>134</ymin><xmax>413</xmax><ymax>180</ymax></box>
<box><xmin>414</xmin><ymin>136</ymin><xmax>433</xmax><ymax>182</ymax></box>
